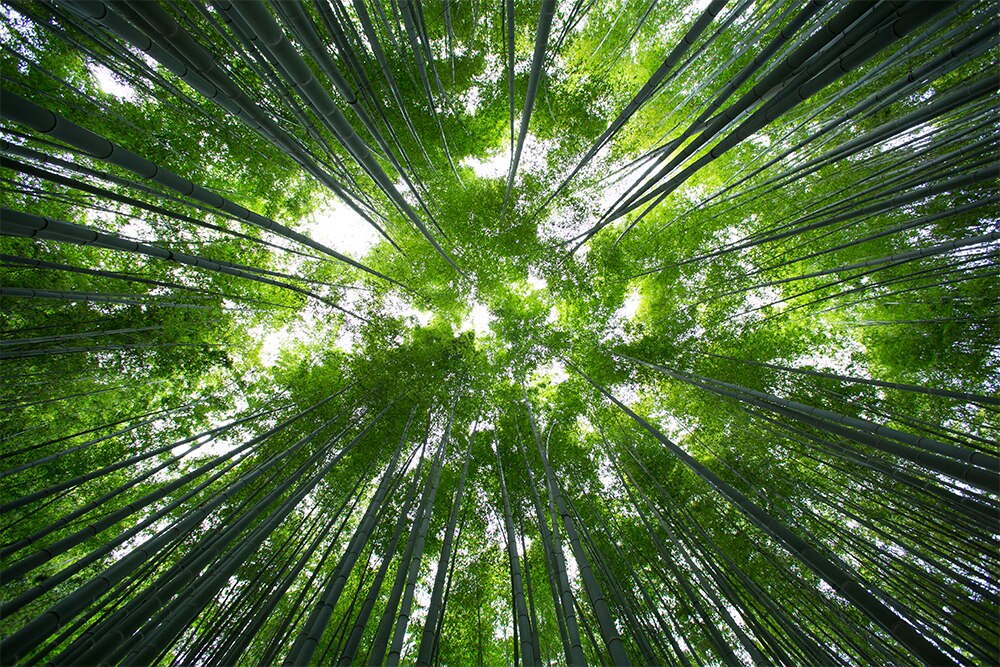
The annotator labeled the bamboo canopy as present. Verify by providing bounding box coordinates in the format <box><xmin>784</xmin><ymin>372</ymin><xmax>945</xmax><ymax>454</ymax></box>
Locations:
<box><xmin>1</xmin><ymin>1</ymin><xmax>997</xmax><ymax>665</ymax></box>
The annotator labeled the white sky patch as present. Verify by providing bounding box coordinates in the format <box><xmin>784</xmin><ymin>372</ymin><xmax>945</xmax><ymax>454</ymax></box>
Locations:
<box><xmin>253</xmin><ymin>307</ymin><xmax>331</xmax><ymax>367</ymax></box>
<box><xmin>382</xmin><ymin>292</ymin><xmax>433</xmax><ymax>327</ymax></box>
<box><xmin>601</xmin><ymin>289</ymin><xmax>641</xmax><ymax>344</ymax></box>
<box><xmin>598</xmin><ymin>177</ymin><xmax>630</xmax><ymax>220</ymax></box>
<box><xmin>741</xmin><ymin>286</ymin><xmax>786</xmax><ymax>321</ymax></box>
<box><xmin>463</xmin><ymin>84</ymin><xmax>482</xmax><ymax>115</ymax></box>
<box><xmin>302</xmin><ymin>197</ymin><xmax>380</xmax><ymax>258</ymax></box>
<box><xmin>715</xmin><ymin>223</ymin><xmax>746</xmax><ymax>247</ymax></box>
<box><xmin>745</xmin><ymin>286</ymin><xmax>781</xmax><ymax>309</ymax></box>
<box><xmin>546</xmin><ymin>305</ymin><xmax>559</xmax><ymax>324</ymax></box>
<box><xmin>334</xmin><ymin>326</ymin><xmax>357</xmax><ymax>353</ymax></box>
<box><xmin>0</xmin><ymin>8</ymin><xmax>19</xmax><ymax>44</ymax></box>
<box><xmin>257</xmin><ymin>325</ymin><xmax>285</xmax><ymax>367</ymax></box>
<box><xmin>878</xmin><ymin>122</ymin><xmax>934</xmax><ymax>153</ymax></box>
<box><xmin>411</xmin><ymin>580</ymin><xmax>433</xmax><ymax>636</ymax></box>
<box><xmin>402</xmin><ymin>442</ymin><xmax>425</xmax><ymax>474</ymax></box>
<box><xmin>184</xmin><ymin>430</ymin><xmax>239</xmax><ymax>459</ymax></box>
<box><xmin>115</xmin><ymin>217</ymin><xmax>156</xmax><ymax>241</ymax></box>
<box><xmin>337</xmin><ymin>288</ymin><xmax>366</xmax><ymax>322</ymax></box>
<box><xmin>470</xmin><ymin>417</ymin><xmax>493</xmax><ymax>435</ymax></box>
<box><xmin>540</xmin><ymin>146</ymin><xmax>649</xmax><ymax>246</ymax></box>
<box><xmin>794</xmin><ymin>338</ymin><xmax>869</xmax><ymax>378</ymax></box>
<box><xmin>649</xmin><ymin>410</ymin><xmax>688</xmax><ymax>442</ymax></box>
<box><xmin>597</xmin><ymin>453</ymin><xmax>617</xmax><ymax>493</ymax></box>
<box><xmin>462</xmin><ymin>151</ymin><xmax>508</xmax><ymax>180</ymax></box>
<box><xmin>91</xmin><ymin>63</ymin><xmax>137</xmax><ymax>101</ymax></box>
<box><xmin>516</xmin><ymin>134</ymin><xmax>557</xmax><ymax>177</ymax></box>
<box><xmin>526</xmin><ymin>269</ymin><xmax>547</xmax><ymax>291</ymax></box>
<box><xmin>619</xmin><ymin>289</ymin><xmax>640</xmax><ymax>319</ymax></box>
<box><xmin>459</xmin><ymin>301</ymin><xmax>494</xmax><ymax>337</ymax></box>
<box><xmin>564</xmin><ymin>550</ymin><xmax>581</xmax><ymax>588</ymax></box>
<box><xmin>171</xmin><ymin>394</ymin><xmax>250</xmax><ymax>458</ymax></box>
<box><xmin>413</xmin><ymin>310</ymin><xmax>433</xmax><ymax>327</ymax></box>
<box><xmin>678</xmin><ymin>321</ymin><xmax>706</xmax><ymax>345</ymax></box>
<box><xmin>610</xmin><ymin>382</ymin><xmax>641</xmax><ymax>406</ymax></box>
<box><xmin>687</xmin><ymin>0</ymin><xmax>715</xmax><ymax>18</ymax></box>
<box><xmin>533</xmin><ymin>359</ymin><xmax>568</xmax><ymax>385</ymax></box>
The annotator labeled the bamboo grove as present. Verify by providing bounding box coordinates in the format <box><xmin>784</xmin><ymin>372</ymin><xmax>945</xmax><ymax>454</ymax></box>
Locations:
<box><xmin>0</xmin><ymin>0</ymin><xmax>997</xmax><ymax>665</ymax></box>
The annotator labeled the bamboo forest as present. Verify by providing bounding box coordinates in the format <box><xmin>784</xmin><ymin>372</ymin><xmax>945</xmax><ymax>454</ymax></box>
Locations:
<box><xmin>1</xmin><ymin>0</ymin><xmax>998</xmax><ymax>665</ymax></box>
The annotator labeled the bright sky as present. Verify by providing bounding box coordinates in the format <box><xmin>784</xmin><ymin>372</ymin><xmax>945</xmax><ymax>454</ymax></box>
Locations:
<box><xmin>620</xmin><ymin>289</ymin><xmax>640</xmax><ymax>319</ymax></box>
<box><xmin>533</xmin><ymin>359</ymin><xmax>568</xmax><ymax>385</ymax></box>
<box><xmin>91</xmin><ymin>63</ymin><xmax>137</xmax><ymax>101</ymax></box>
<box><xmin>461</xmin><ymin>152</ymin><xmax>508</xmax><ymax>180</ymax></box>
<box><xmin>254</xmin><ymin>305</ymin><xmax>324</xmax><ymax>367</ymax></box>
<box><xmin>599</xmin><ymin>288</ymin><xmax>640</xmax><ymax>344</ymax></box>
<box><xmin>526</xmin><ymin>269</ymin><xmax>547</xmax><ymax>291</ymax></box>
<box><xmin>301</xmin><ymin>197</ymin><xmax>381</xmax><ymax>258</ymax></box>
<box><xmin>459</xmin><ymin>301</ymin><xmax>494</xmax><ymax>337</ymax></box>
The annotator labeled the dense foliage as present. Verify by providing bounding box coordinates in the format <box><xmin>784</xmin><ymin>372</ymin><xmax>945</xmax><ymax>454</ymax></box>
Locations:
<box><xmin>1</xmin><ymin>1</ymin><xmax>997</xmax><ymax>665</ymax></box>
